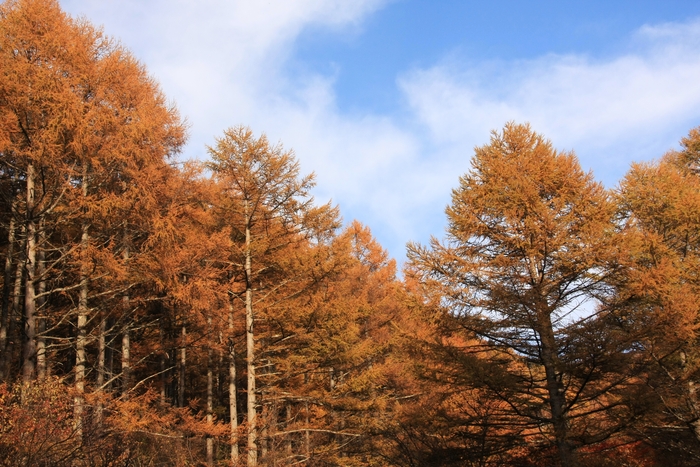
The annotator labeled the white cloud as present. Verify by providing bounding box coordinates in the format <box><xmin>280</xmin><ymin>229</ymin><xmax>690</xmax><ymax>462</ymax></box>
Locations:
<box><xmin>400</xmin><ymin>19</ymin><xmax>700</xmax><ymax>188</ymax></box>
<box><xmin>62</xmin><ymin>0</ymin><xmax>390</xmax><ymax>152</ymax></box>
<box><xmin>62</xmin><ymin>0</ymin><xmax>423</xmax><ymax>255</ymax></box>
<box><xmin>58</xmin><ymin>2</ymin><xmax>700</xmax><ymax>261</ymax></box>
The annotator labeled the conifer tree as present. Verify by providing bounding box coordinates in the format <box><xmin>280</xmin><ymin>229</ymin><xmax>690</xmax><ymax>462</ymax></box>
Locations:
<box><xmin>616</xmin><ymin>127</ymin><xmax>700</xmax><ymax>462</ymax></box>
<box><xmin>208</xmin><ymin>126</ymin><xmax>339</xmax><ymax>466</ymax></box>
<box><xmin>408</xmin><ymin>123</ymin><xmax>627</xmax><ymax>467</ymax></box>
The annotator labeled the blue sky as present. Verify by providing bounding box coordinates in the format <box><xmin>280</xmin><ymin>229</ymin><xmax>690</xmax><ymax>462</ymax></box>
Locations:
<box><xmin>61</xmin><ymin>0</ymin><xmax>700</xmax><ymax>263</ymax></box>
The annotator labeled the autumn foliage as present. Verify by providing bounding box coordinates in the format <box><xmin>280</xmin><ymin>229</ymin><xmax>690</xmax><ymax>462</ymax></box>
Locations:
<box><xmin>2</xmin><ymin>1</ymin><xmax>700</xmax><ymax>466</ymax></box>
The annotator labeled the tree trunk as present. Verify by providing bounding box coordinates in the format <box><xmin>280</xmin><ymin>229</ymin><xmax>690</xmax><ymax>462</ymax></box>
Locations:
<box><xmin>121</xmin><ymin>244</ymin><xmax>131</xmax><ymax>395</ymax></box>
<box><xmin>122</xmin><ymin>325</ymin><xmax>130</xmax><ymax>394</ymax></box>
<box><xmin>304</xmin><ymin>373</ymin><xmax>310</xmax><ymax>460</ymax></box>
<box><xmin>0</xmin><ymin>212</ymin><xmax>16</xmax><ymax>381</ymax></box>
<box><xmin>260</xmin><ymin>397</ymin><xmax>269</xmax><ymax>461</ymax></box>
<box><xmin>159</xmin><ymin>318</ymin><xmax>167</xmax><ymax>405</ymax></box>
<box><xmin>207</xmin><ymin>317</ymin><xmax>214</xmax><ymax>466</ymax></box>
<box><xmin>538</xmin><ymin>309</ymin><xmax>576</xmax><ymax>467</ymax></box>
<box><xmin>106</xmin><ymin>317</ymin><xmax>113</xmax><ymax>390</ymax></box>
<box><xmin>74</xmin><ymin>168</ymin><xmax>90</xmax><ymax>437</ymax></box>
<box><xmin>22</xmin><ymin>163</ymin><xmax>37</xmax><ymax>383</ymax></box>
<box><xmin>7</xmin><ymin>235</ymin><xmax>24</xmax><ymax>380</ymax></box>
<box><xmin>286</xmin><ymin>404</ymin><xmax>293</xmax><ymax>455</ymax></box>
<box><xmin>97</xmin><ymin>319</ymin><xmax>106</xmax><ymax>389</ymax></box>
<box><xmin>305</xmin><ymin>400</ymin><xmax>310</xmax><ymax>460</ymax></box>
<box><xmin>96</xmin><ymin>316</ymin><xmax>107</xmax><ymax>423</ymax></box>
<box><xmin>229</xmin><ymin>301</ymin><xmax>239</xmax><ymax>465</ymax></box>
<box><xmin>36</xmin><ymin>220</ymin><xmax>46</xmax><ymax>380</ymax></box>
<box><xmin>245</xmin><ymin>203</ymin><xmax>257</xmax><ymax>467</ymax></box>
<box><xmin>178</xmin><ymin>324</ymin><xmax>186</xmax><ymax>407</ymax></box>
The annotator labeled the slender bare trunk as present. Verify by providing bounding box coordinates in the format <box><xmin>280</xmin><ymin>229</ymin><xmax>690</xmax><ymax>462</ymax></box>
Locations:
<box><xmin>96</xmin><ymin>316</ymin><xmax>107</xmax><ymax>423</ymax></box>
<box><xmin>178</xmin><ymin>324</ymin><xmax>186</xmax><ymax>407</ymax></box>
<box><xmin>97</xmin><ymin>319</ymin><xmax>106</xmax><ymax>388</ymax></box>
<box><xmin>286</xmin><ymin>404</ymin><xmax>293</xmax><ymax>454</ymax></box>
<box><xmin>304</xmin><ymin>373</ymin><xmax>310</xmax><ymax>460</ymax></box>
<box><xmin>107</xmin><ymin>332</ymin><xmax>113</xmax><ymax>388</ymax></box>
<box><xmin>74</xmin><ymin>168</ymin><xmax>90</xmax><ymax>437</ymax></box>
<box><xmin>7</xmin><ymin>235</ymin><xmax>24</xmax><ymax>380</ymax></box>
<box><xmin>206</xmin><ymin>316</ymin><xmax>214</xmax><ymax>465</ymax></box>
<box><xmin>104</xmin><ymin>317</ymin><xmax>113</xmax><ymax>392</ymax></box>
<box><xmin>207</xmin><ymin>326</ymin><xmax>214</xmax><ymax>466</ymax></box>
<box><xmin>36</xmin><ymin>220</ymin><xmax>46</xmax><ymax>380</ymax></box>
<box><xmin>217</xmin><ymin>335</ymin><xmax>223</xmax><ymax>405</ymax></box>
<box><xmin>121</xmin><ymin>327</ymin><xmax>130</xmax><ymax>393</ymax></box>
<box><xmin>121</xmin><ymin>244</ymin><xmax>131</xmax><ymax>395</ymax></box>
<box><xmin>159</xmin><ymin>318</ymin><xmax>167</xmax><ymax>405</ymax></box>
<box><xmin>0</xmin><ymin>212</ymin><xmax>16</xmax><ymax>381</ymax></box>
<box><xmin>304</xmin><ymin>400</ymin><xmax>310</xmax><ymax>460</ymax></box>
<box><xmin>245</xmin><ymin>203</ymin><xmax>257</xmax><ymax>467</ymax></box>
<box><xmin>229</xmin><ymin>301</ymin><xmax>239</xmax><ymax>465</ymax></box>
<box><xmin>260</xmin><ymin>400</ymin><xmax>268</xmax><ymax>460</ymax></box>
<box><xmin>22</xmin><ymin>163</ymin><xmax>37</xmax><ymax>383</ymax></box>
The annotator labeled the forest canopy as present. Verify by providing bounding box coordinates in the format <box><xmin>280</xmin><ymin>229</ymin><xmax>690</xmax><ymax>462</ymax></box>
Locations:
<box><xmin>1</xmin><ymin>1</ymin><xmax>700</xmax><ymax>466</ymax></box>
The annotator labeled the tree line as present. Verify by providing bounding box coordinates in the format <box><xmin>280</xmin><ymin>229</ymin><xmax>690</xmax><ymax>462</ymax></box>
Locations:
<box><xmin>1</xmin><ymin>1</ymin><xmax>700</xmax><ymax>466</ymax></box>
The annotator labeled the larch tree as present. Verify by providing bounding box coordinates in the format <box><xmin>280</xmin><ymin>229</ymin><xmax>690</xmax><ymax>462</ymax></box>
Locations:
<box><xmin>0</xmin><ymin>0</ymin><xmax>186</xmax><ymax>437</ymax></box>
<box><xmin>306</xmin><ymin>220</ymin><xmax>408</xmax><ymax>463</ymax></box>
<box><xmin>408</xmin><ymin>123</ymin><xmax>628</xmax><ymax>467</ymax></box>
<box><xmin>74</xmin><ymin>45</ymin><xmax>185</xmax><ymax>405</ymax></box>
<box><xmin>207</xmin><ymin>126</ymin><xmax>338</xmax><ymax>466</ymax></box>
<box><xmin>390</xmin><ymin>274</ymin><xmax>536</xmax><ymax>467</ymax></box>
<box><xmin>0</xmin><ymin>0</ymin><xmax>84</xmax><ymax>384</ymax></box>
<box><xmin>249</xmin><ymin>219</ymin><xmax>407</xmax><ymax>464</ymax></box>
<box><xmin>616</xmin><ymin>127</ymin><xmax>700</xmax><ymax>462</ymax></box>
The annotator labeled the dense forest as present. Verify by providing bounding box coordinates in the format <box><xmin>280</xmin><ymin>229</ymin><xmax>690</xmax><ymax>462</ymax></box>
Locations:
<box><xmin>2</xmin><ymin>0</ymin><xmax>700</xmax><ymax>466</ymax></box>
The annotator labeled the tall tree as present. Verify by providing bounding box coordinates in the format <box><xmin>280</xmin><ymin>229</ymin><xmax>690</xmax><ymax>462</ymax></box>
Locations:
<box><xmin>297</xmin><ymin>220</ymin><xmax>408</xmax><ymax>464</ymax></box>
<box><xmin>0</xmin><ymin>0</ymin><xmax>83</xmax><ymax>383</ymax></box>
<box><xmin>208</xmin><ymin>126</ymin><xmax>338</xmax><ymax>466</ymax></box>
<box><xmin>408</xmin><ymin>123</ymin><xmax>627</xmax><ymax>467</ymax></box>
<box><xmin>0</xmin><ymin>0</ymin><xmax>186</xmax><ymax>437</ymax></box>
<box><xmin>616</xmin><ymin>127</ymin><xmax>700</xmax><ymax>464</ymax></box>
